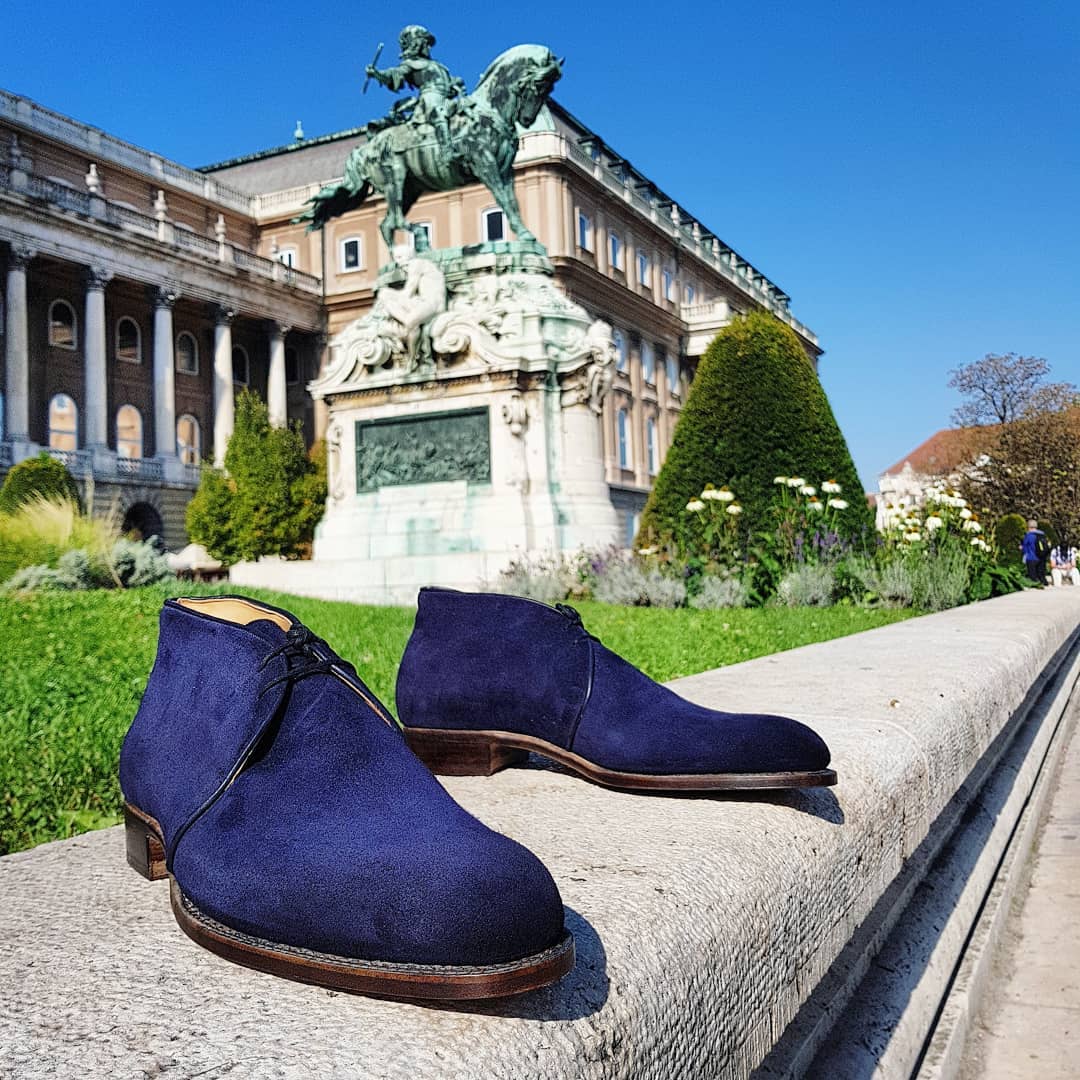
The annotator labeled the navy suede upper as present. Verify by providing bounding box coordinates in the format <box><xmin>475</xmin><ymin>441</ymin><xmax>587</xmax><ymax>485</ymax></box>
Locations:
<box><xmin>397</xmin><ymin>589</ymin><xmax>832</xmax><ymax>776</ymax></box>
<box><xmin>120</xmin><ymin>597</ymin><xmax>567</xmax><ymax>967</ymax></box>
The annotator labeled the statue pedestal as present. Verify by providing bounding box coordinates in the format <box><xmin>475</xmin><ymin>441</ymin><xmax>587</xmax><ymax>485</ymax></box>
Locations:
<box><xmin>236</xmin><ymin>243</ymin><xmax>619</xmax><ymax>604</ymax></box>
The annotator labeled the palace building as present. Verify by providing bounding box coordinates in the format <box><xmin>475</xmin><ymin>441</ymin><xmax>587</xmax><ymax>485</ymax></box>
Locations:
<box><xmin>1</xmin><ymin>86</ymin><xmax>820</xmax><ymax>551</ymax></box>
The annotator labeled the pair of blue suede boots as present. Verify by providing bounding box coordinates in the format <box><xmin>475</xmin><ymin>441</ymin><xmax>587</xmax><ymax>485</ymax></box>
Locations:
<box><xmin>120</xmin><ymin>588</ymin><xmax>835</xmax><ymax>1001</ymax></box>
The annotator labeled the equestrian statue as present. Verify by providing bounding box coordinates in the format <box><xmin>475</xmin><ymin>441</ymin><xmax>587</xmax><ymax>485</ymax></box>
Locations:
<box><xmin>298</xmin><ymin>26</ymin><xmax>563</xmax><ymax>252</ymax></box>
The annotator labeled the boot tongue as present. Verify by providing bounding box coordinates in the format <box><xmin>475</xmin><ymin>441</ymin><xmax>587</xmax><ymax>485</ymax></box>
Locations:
<box><xmin>245</xmin><ymin>617</ymin><xmax>293</xmax><ymax>645</ymax></box>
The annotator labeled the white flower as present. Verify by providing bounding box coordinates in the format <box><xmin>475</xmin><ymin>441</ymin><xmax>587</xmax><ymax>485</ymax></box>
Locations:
<box><xmin>638</xmin><ymin>546</ymin><xmax>658</xmax><ymax>556</ymax></box>
<box><xmin>807</xmin><ymin>498</ymin><xmax>825</xmax><ymax>512</ymax></box>
<box><xmin>821</xmin><ymin>480</ymin><xmax>842</xmax><ymax>494</ymax></box>
<box><xmin>773</xmin><ymin>475</ymin><xmax>789</xmax><ymax>485</ymax></box>
<box><xmin>799</xmin><ymin>484</ymin><xmax>817</xmax><ymax>496</ymax></box>
<box><xmin>827</xmin><ymin>498</ymin><xmax>849</xmax><ymax>510</ymax></box>
<box><xmin>712</xmin><ymin>487</ymin><xmax>736</xmax><ymax>502</ymax></box>
<box><xmin>700</xmin><ymin>487</ymin><xmax>723</xmax><ymax>500</ymax></box>
<box><xmin>963</xmin><ymin>519</ymin><xmax>982</xmax><ymax>533</ymax></box>
<box><xmin>726</xmin><ymin>503</ymin><xmax>743</xmax><ymax>515</ymax></box>
<box><xmin>787</xmin><ymin>476</ymin><xmax>806</xmax><ymax>487</ymax></box>
<box><xmin>959</xmin><ymin>507</ymin><xmax>973</xmax><ymax>519</ymax></box>
<box><xmin>686</xmin><ymin>499</ymin><xmax>706</xmax><ymax>513</ymax></box>
<box><xmin>925</xmin><ymin>514</ymin><xmax>943</xmax><ymax>531</ymax></box>
<box><xmin>904</xmin><ymin>530</ymin><xmax>923</xmax><ymax>543</ymax></box>
<box><xmin>970</xmin><ymin>537</ymin><xmax>990</xmax><ymax>551</ymax></box>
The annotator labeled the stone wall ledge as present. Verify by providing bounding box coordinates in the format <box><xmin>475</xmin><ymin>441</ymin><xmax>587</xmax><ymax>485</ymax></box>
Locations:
<box><xmin>2</xmin><ymin>589</ymin><xmax>1079</xmax><ymax>1079</ymax></box>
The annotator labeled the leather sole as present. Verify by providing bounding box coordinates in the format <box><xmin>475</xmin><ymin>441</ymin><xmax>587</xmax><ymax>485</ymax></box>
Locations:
<box><xmin>404</xmin><ymin>726</ymin><xmax>838</xmax><ymax>790</ymax></box>
<box><xmin>124</xmin><ymin>803</ymin><xmax>575</xmax><ymax>1000</ymax></box>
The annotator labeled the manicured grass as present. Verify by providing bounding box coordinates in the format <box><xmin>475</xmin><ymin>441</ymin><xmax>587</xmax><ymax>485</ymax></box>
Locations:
<box><xmin>0</xmin><ymin>586</ymin><xmax>916</xmax><ymax>855</ymax></box>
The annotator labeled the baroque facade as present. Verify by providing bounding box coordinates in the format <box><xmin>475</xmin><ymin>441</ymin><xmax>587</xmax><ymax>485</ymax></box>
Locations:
<box><xmin>1</xmin><ymin>86</ymin><xmax>820</xmax><ymax>554</ymax></box>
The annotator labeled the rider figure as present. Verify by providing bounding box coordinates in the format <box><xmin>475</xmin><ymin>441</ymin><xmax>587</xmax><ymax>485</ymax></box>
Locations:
<box><xmin>366</xmin><ymin>25</ymin><xmax>465</xmax><ymax>160</ymax></box>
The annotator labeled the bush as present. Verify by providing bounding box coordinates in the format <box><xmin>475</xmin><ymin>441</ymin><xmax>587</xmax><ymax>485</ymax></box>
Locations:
<box><xmin>0</xmin><ymin>453</ymin><xmax>80</xmax><ymax>514</ymax></box>
<box><xmin>993</xmin><ymin>513</ymin><xmax>1027</xmax><ymax>566</ymax></box>
<box><xmin>3</xmin><ymin>536</ymin><xmax>174</xmax><ymax>593</ymax></box>
<box><xmin>0</xmin><ymin>495</ymin><xmax>118</xmax><ymax>583</ymax></box>
<box><xmin>186</xmin><ymin>391</ymin><xmax>326</xmax><ymax>565</ymax></box>
<box><xmin>688</xmin><ymin>573</ymin><xmax>749</xmax><ymax>609</ymax></box>
<box><xmin>109</xmin><ymin>538</ymin><xmax>174</xmax><ymax>587</ymax></box>
<box><xmin>908</xmin><ymin>547</ymin><xmax>970</xmax><ymax>611</ymax></box>
<box><xmin>777</xmin><ymin>563</ymin><xmax>836</xmax><ymax>607</ymax></box>
<box><xmin>638</xmin><ymin>310</ymin><xmax>868</xmax><ymax>548</ymax></box>
<box><xmin>494</xmin><ymin>552</ymin><xmax>578</xmax><ymax>604</ymax></box>
<box><xmin>592</xmin><ymin>559</ymin><xmax>687</xmax><ymax>608</ymax></box>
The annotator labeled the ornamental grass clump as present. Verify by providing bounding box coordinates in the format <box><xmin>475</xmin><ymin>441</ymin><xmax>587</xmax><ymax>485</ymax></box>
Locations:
<box><xmin>0</xmin><ymin>494</ymin><xmax>118</xmax><ymax>583</ymax></box>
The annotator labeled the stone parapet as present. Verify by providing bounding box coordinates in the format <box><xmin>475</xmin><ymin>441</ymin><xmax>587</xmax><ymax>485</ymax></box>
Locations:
<box><xmin>1</xmin><ymin>589</ymin><xmax>1078</xmax><ymax>1078</ymax></box>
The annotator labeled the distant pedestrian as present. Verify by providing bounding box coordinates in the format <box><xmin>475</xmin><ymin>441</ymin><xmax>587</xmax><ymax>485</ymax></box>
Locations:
<box><xmin>1050</xmin><ymin>538</ymin><xmax>1079</xmax><ymax>587</ymax></box>
<box><xmin>1021</xmin><ymin>519</ymin><xmax>1050</xmax><ymax>584</ymax></box>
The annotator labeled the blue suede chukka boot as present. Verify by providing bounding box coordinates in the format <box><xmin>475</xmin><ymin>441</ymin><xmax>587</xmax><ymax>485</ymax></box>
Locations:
<box><xmin>398</xmin><ymin>588</ymin><xmax>837</xmax><ymax>790</ymax></box>
<box><xmin>120</xmin><ymin>595</ymin><xmax>574</xmax><ymax>999</ymax></box>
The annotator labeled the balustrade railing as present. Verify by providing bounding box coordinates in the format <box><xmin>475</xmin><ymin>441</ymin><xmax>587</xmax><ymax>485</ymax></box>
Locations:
<box><xmin>45</xmin><ymin>448</ymin><xmax>92</xmax><ymax>476</ymax></box>
<box><xmin>115</xmin><ymin>455</ymin><xmax>164</xmax><ymax>482</ymax></box>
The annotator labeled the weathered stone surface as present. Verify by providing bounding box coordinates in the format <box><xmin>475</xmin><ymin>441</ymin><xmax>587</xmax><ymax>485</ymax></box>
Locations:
<box><xmin>1</xmin><ymin>589</ymin><xmax>1078</xmax><ymax>1079</ymax></box>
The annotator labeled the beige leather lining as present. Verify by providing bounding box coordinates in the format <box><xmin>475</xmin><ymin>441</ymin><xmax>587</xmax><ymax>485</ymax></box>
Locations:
<box><xmin>176</xmin><ymin>596</ymin><xmax>292</xmax><ymax>632</ymax></box>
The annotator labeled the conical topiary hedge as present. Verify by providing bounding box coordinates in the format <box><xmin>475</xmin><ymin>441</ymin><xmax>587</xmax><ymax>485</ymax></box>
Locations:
<box><xmin>638</xmin><ymin>310</ymin><xmax>868</xmax><ymax>546</ymax></box>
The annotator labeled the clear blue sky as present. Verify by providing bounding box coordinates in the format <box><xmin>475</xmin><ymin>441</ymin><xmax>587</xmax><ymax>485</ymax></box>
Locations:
<box><xmin>6</xmin><ymin>0</ymin><xmax>1078</xmax><ymax>488</ymax></box>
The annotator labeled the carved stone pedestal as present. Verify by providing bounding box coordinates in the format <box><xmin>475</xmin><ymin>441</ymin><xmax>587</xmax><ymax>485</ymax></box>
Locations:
<box><xmin>243</xmin><ymin>243</ymin><xmax>619</xmax><ymax>604</ymax></box>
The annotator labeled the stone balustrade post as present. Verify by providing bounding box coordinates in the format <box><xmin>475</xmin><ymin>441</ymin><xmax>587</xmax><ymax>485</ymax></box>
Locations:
<box><xmin>213</xmin><ymin>306</ymin><xmax>235</xmax><ymax>467</ymax></box>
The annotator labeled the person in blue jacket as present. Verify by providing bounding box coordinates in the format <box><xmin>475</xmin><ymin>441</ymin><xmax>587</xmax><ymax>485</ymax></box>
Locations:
<box><xmin>1021</xmin><ymin>519</ymin><xmax>1051</xmax><ymax>584</ymax></box>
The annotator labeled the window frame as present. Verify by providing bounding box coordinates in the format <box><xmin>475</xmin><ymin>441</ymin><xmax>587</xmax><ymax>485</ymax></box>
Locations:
<box><xmin>115</xmin><ymin>316</ymin><xmax>142</xmax><ymax>364</ymax></box>
<box><xmin>48</xmin><ymin>299</ymin><xmax>78</xmax><ymax>350</ymax></box>
<box><xmin>684</xmin><ymin>283</ymin><xmax>696</xmax><ymax>305</ymax></box>
<box><xmin>177</xmin><ymin>414</ymin><xmax>201</xmax><ymax>467</ymax></box>
<box><xmin>636</xmin><ymin>250</ymin><xmax>650</xmax><ymax>286</ymax></box>
<box><xmin>662</xmin><ymin>268</ymin><xmax>674</xmax><ymax>302</ymax></box>
<box><xmin>410</xmin><ymin>222</ymin><xmax>433</xmax><ymax>248</ymax></box>
<box><xmin>609</xmin><ymin>230</ymin><xmax>622</xmax><ymax>269</ymax></box>
<box><xmin>339</xmin><ymin>235</ymin><xmax>364</xmax><ymax>273</ymax></box>
<box><xmin>577</xmin><ymin>211</ymin><xmax>593</xmax><ymax>252</ymax></box>
<box><xmin>641</xmin><ymin>341</ymin><xmax>656</xmax><ymax>386</ymax></box>
<box><xmin>613</xmin><ymin>329</ymin><xmax>628</xmax><ymax>374</ymax></box>
<box><xmin>617</xmin><ymin>407</ymin><xmax>631</xmax><ymax>470</ymax></box>
<box><xmin>115</xmin><ymin>403</ymin><xmax>143</xmax><ymax>460</ymax></box>
<box><xmin>48</xmin><ymin>393</ymin><xmax>78</xmax><ymax>451</ymax></box>
<box><xmin>481</xmin><ymin>207</ymin><xmax>506</xmax><ymax>243</ymax></box>
<box><xmin>276</xmin><ymin>246</ymin><xmax>299</xmax><ymax>269</ymax></box>
<box><xmin>231</xmin><ymin>344</ymin><xmax>250</xmax><ymax>387</ymax></box>
<box><xmin>646</xmin><ymin>416</ymin><xmax>658</xmax><ymax>475</ymax></box>
<box><xmin>176</xmin><ymin>331</ymin><xmax>199</xmax><ymax>376</ymax></box>
<box><xmin>666</xmin><ymin>354</ymin><xmax>680</xmax><ymax>396</ymax></box>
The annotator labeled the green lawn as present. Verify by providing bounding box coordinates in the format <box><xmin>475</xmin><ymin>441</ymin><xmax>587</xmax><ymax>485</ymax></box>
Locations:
<box><xmin>0</xmin><ymin>585</ymin><xmax>916</xmax><ymax>854</ymax></box>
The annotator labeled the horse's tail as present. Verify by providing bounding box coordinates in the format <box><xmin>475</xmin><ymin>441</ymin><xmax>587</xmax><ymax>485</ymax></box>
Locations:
<box><xmin>294</xmin><ymin>179</ymin><xmax>373</xmax><ymax>232</ymax></box>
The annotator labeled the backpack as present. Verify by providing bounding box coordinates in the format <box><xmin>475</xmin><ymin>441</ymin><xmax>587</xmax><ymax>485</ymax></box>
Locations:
<box><xmin>1036</xmin><ymin>533</ymin><xmax>1051</xmax><ymax>560</ymax></box>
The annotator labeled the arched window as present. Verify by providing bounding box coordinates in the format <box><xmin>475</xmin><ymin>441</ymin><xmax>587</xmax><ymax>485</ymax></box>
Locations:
<box><xmin>482</xmin><ymin>208</ymin><xmax>505</xmax><ymax>242</ymax></box>
<box><xmin>641</xmin><ymin>341</ymin><xmax>655</xmax><ymax>386</ymax></box>
<box><xmin>48</xmin><ymin>300</ymin><xmax>77</xmax><ymax>349</ymax></box>
<box><xmin>666</xmin><ymin>355</ymin><xmax>680</xmax><ymax>396</ymax></box>
<box><xmin>613</xmin><ymin>329</ymin><xmax>628</xmax><ymax>373</ymax></box>
<box><xmin>177</xmin><ymin>414</ymin><xmax>201</xmax><ymax>466</ymax></box>
<box><xmin>339</xmin><ymin>236</ymin><xmax>363</xmax><ymax>272</ymax></box>
<box><xmin>232</xmin><ymin>345</ymin><xmax>249</xmax><ymax>386</ymax></box>
<box><xmin>116</xmin><ymin>317</ymin><xmax>141</xmax><ymax>363</ymax></box>
<box><xmin>646</xmin><ymin>417</ymin><xmax>658</xmax><ymax>475</ymax></box>
<box><xmin>48</xmin><ymin>393</ymin><xmax>78</xmax><ymax>451</ymax></box>
<box><xmin>617</xmin><ymin>407</ymin><xmax>631</xmax><ymax>470</ymax></box>
<box><xmin>285</xmin><ymin>346</ymin><xmax>301</xmax><ymax>385</ymax></box>
<box><xmin>176</xmin><ymin>332</ymin><xmax>198</xmax><ymax>375</ymax></box>
<box><xmin>116</xmin><ymin>405</ymin><xmax>143</xmax><ymax>459</ymax></box>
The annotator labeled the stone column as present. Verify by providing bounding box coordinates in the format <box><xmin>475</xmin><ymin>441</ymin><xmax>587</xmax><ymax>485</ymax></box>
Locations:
<box><xmin>267</xmin><ymin>322</ymin><xmax>290</xmax><ymax>428</ymax></box>
<box><xmin>213</xmin><ymin>306</ymin><xmax>235</xmax><ymax>467</ymax></box>
<box><xmin>152</xmin><ymin>286</ymin><xmax>178</xmax><ymax>458</ymax></box>
<box><xmin>4</xmin><ymin>246</ymin><xmax>34</xmax><ymax>444</ymax></box>
<box><xmin>83</xmin><ymin>267</ymin><xmax>111</xmax><ymax>448</ymax></box>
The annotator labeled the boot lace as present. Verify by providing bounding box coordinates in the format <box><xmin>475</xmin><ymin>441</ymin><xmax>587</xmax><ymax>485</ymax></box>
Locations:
<box><xmin>256</xmin><ymin>624</ymin><xmax>335</xmax><ymax>697</ymax></box>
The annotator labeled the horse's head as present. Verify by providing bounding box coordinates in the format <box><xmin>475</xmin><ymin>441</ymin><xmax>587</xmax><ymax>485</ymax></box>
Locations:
<box><xmin>474</xmin><ymin>45</ymin><xmax>563</xmax><ymax>128</ymax></box>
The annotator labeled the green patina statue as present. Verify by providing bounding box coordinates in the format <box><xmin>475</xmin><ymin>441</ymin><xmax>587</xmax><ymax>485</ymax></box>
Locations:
<box><xmin>299</xmin><ymin>29</ymin><xmax>562</xmax><ymax>253</ymax></box>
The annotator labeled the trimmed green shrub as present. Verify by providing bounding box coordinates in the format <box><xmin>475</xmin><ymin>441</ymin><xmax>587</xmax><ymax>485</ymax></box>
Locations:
<box><xmin>638</xmin><ymin>311</ymin><xmax>868</xmax><ymax>547</ymax></box>
<box><xmin>993</xmin><ymin>513</ymin><xmax>1026</xmax><ymax>565</ymax></box>
<box><xmin>0</xmin><ymin>453</ymin><xmax>80</xmax><ymax>514</ymax></box>
<box><xmin>186</xmin><ymin>390</ymin><xmax>326</xmax><ymax>565</ymax></box>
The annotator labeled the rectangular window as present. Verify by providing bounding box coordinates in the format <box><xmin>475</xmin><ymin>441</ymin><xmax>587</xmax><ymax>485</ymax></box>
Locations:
<box><xmin>578</xmin><ymin>211</ymin><xmax>592</xmax><ymax>251</ymax></box>
<box><xmin>277</xmin><ymin>247</ymin><xmax>297</xmax><ymax>268</ymax></box>
<box><xmin>483</xmin><ymin>209</ymin><xmax>505</xmax><ymax>242</ymax></box>
<box><xmin>685</xmin><ymin>284</ymin><xmax>696</xmax><ymax>304</ymax></box>
<box><xmin>666</xmin><ymin>355</ymin><xmax>680</xmax><ymax>396</ymax></box>
<box><xmin>647</xmin><ymin>418</ymin><xmax>658</xmax><ymax>475</ymax></box>
<box><xmin>341</xmin><ymin>237</ymin><xmax>362</xmax><ymax>272</ymax></box>
<box><xmin>641</xmin><ymin>342</ymin><xmax>655</xmax><ymax>386</ymax></box>
<box><xmin>662</xmin><ymin>269</ymin><xmax>674</xmax><ymax>301</ymax></box>
<box><xmin>412</xmin><ymin>222</ymin><xmax>433</xmax><ymax>248</ymax></box>
<box><xmin>609</xmin><ymin>231</ymin><xmax>622</xmax><ymax>269</ymax></box>
<box><xmin>617</xmin><ymin>408</ymin><xmax>630</xmax><ymax>469</ymax></box>
<box><xmin>637</xmin><ymin>250</ymin><xmax>649</xmax><ymax>285</ymax></box>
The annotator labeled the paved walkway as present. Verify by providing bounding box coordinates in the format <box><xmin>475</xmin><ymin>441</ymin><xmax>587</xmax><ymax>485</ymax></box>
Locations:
<box><xmin>965</xmin><ymin>696</ymin><xmax>1080</xmax><ymax>1080</ymax></box>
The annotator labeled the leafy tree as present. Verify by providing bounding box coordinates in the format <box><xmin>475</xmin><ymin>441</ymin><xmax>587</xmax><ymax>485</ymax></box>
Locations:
<box><xmin>638</xmin><ymin>310</ymin><xmax>868</xmax><ymax>546</ymax></box>
<box><xmin>186</xmin><ymin>391</ymin><xmax>326</xmax><ymax>565</ymax></box>
<box><xmin>0</xmin><ymin>453</ymin><xmax>81</xmax><ymax>514</ymax></box>
<box><xmin>993</xmin><ymin>514</ymin><xmax>1026</xmax><ymax>566</ymax></box>
<box><xmin>948</xmin><ymin>353</ymin><xmax>1076</xmax><ymax>427</ymax></box>
<box><xmin>960</xmin><ymin>407</ymin><xmax>1080</xmax><ymax>543</ymax></box>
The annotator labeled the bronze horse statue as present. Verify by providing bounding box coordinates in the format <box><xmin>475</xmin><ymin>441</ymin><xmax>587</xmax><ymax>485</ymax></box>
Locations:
<box><xmin>300</xmin><ymin>45</ymin><xmax>562</xmax><ymax>249</ymax></box>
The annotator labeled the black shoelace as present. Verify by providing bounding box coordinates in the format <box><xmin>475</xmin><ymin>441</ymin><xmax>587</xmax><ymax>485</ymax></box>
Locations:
<box><xmin>256</xmin><ymin>624</ymin><xmax>336</xmax><ymax>697</ymax></box>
